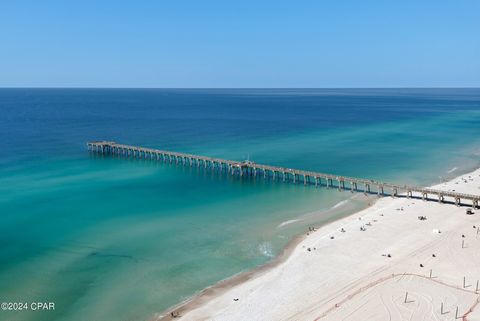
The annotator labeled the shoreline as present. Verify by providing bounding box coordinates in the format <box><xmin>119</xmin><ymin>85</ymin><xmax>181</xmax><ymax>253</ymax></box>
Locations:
<box><xmin>154</xmin><ymin>195</ymin><xmax>378</xmax><ymax>320</ymax></box>
<box><xmin>154</xmin><ymin>166</ymin><xmax>480</xmax><ymax>321</ymax></box>
<box><xmin>153</xmin><ymin>226</ymin><xmax>309</xmax><ymax>321</ymax></box>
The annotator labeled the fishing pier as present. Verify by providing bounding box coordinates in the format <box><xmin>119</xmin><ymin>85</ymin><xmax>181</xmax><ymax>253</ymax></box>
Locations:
<box><xmin>87</xmin><ymin>141</ymin><xmax>479</xmax><ymax>208</ymax></box>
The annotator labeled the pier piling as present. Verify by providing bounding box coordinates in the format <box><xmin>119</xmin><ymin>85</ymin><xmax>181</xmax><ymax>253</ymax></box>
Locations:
<box><xmin>87</xmin><ymin>141</ymin><xmax>480</xmax><ymax>208</ymax></box>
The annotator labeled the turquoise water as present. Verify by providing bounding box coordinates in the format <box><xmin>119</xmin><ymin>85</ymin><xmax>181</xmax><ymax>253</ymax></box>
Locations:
<box><xmin>0</xmin><ymin>89</ymin><xmax>479</xmax><ymax>321</ymax></box>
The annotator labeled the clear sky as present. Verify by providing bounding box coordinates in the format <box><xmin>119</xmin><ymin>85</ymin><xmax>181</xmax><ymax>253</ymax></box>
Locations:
<box><xmin>0</xmin><ymin>1</ymin><xmax>479</xmax><ymax>88</ymax></box>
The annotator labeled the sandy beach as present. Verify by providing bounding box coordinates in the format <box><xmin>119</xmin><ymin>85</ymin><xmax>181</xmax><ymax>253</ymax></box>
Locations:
<box><xmin>159</xmin><ymin>168</ymin><xmax>480</xmax><ymax>321</ymax></box>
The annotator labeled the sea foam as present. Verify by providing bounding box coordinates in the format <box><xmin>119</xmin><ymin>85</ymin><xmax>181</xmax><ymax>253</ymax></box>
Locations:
<box><xmin>277</xmin><ymin>219</ymin><xmax>302</xmax><ymax>228</ymax></box>
<box><xmin>258</xmin><ymin>242</ymin><xmax>275</xmax><ymax>258</ymax></box>
<box><xmin>332</xmin><ymin>199</ymin><xmax>349</xmax><ymax>209</ymax></box>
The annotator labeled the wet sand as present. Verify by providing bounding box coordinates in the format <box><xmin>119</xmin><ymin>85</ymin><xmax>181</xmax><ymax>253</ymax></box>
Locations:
<box><xmin>155</xmin><ymin>169</ymin><xmax>480</xmax><ymax>321</ymax></box>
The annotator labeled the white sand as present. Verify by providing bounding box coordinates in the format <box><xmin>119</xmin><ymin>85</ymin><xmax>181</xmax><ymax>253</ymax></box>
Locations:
<box><xmin>171</xmin><ymin>169</ymin><xmax>480</xmax><ymax>321</ymax></box>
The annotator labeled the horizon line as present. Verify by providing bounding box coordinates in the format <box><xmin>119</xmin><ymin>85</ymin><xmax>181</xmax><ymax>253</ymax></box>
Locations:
<box><xmin>1</xmin><ymin>86</ymin><xmax>480</xmax><ymax>90</ymax></box>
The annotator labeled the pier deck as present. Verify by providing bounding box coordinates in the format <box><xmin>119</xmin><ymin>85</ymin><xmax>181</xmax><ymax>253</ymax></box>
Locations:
<box><xmin>87</xmin><ymin>141</ymin><xmax>480</xmax><ymax>208</ymax></box>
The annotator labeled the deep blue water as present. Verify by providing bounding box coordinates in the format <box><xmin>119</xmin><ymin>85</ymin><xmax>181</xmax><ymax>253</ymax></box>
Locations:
<box><xmin>0</xmin><ymin>88</ymin><xmax>479</xmax><ymax>321</ymax></box>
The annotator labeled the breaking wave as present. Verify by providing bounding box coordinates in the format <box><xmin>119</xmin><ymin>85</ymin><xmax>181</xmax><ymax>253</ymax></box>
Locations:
<box><xmin>447</xmin><ymin>167</ymin><xmax>458</xmax><ymax>174</ymax></box>
<box><xmin>332</xmin><ymin>199</ymin><xmax>349</xmax><ymax>209</ymax></box>
<box><xmin>258</xmin><ymin>242</ymin><xmax>275</xmax><ymax>258</ymax></box>
<box><xmin>277</xmin><ymin>219</ymin><xmax>302</xmax><ymax>228</ymax></box>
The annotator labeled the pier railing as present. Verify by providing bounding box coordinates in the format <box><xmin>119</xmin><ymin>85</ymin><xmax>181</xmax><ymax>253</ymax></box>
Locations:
<box><xmin>87</xmin><ymin>141</ymin><xmax>480</xmax><ymax>208</ymax></box>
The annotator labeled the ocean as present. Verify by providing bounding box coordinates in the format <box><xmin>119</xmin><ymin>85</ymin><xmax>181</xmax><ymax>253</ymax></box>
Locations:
<box><xmin>0</xmin><ymin>88</ymin><xmax>479</xmax><ymax>321</ymax></box>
